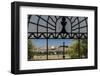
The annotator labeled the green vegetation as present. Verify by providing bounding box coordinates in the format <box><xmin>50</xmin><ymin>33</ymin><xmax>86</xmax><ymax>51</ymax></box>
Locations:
<box><xmin>80</xmin><ymin>39</ymin><xmax>87</xmax><ymax>58</ymax></box>
<box><xmin>67</xmin><ymin>39</ymin><xmax>87</xmax><ymax>58</ymax></box>
<box><xmin>28</xmin><ymin>39</ymin><xmax>34</xmax><ymax>60</ymax></box>
<box><xmin>67</xmin><ymin>40</ymin><xmax>79</xmax><ymax>58</ymax></box>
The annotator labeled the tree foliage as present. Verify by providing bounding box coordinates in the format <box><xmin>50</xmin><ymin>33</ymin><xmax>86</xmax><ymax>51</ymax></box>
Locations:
<box><xmin>80</xmin><ymin>39</ymin><xmax>87</xmax><ymax>58</ymax></box>
<box><xmin>67</xmin><ymin>39</ymin><xmax>87</xmax><ymax>58</ymax></box>
<box><xmin>28</xmin><ymin>39</ymin><xmax>34</xmax><ymax>60</ymax></box>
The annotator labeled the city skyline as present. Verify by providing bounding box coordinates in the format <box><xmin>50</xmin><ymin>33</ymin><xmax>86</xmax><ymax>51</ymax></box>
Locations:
<box><xmin>31</xmin><ymin>39</ymin><xmax>73</xmax><ymax>48</ymax></box>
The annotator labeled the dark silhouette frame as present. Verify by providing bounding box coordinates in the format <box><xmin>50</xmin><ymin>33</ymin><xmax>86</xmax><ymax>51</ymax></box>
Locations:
<box><xmin>11</xmin><ymin>1</ymin><xmax>98</xmax><ymax>74</ymax></box>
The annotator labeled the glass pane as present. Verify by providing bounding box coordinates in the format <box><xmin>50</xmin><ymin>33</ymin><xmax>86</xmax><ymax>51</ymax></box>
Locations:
<box><xmin>28</xmin><ymin>39</ymin><xmax>47</xmax><ymax>61</ymax></box>
<box><xmin>28</xmin><ymin>15</ymin><xmax>88</xmax><ymax>61</ymax></box>
<box><xmin>48</xmin><ymin>39</ymin><xmax>75</xmax><ymax>60</ymax></box>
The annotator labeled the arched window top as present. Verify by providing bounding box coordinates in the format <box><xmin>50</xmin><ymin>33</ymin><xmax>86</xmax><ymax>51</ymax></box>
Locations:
<box><xmin>28</xmin><ymin>15</ymin><xmax>88</xmax><ymax>39</ymax></box>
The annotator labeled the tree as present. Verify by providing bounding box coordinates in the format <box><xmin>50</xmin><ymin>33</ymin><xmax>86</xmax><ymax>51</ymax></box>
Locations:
<box><xmin>28</xmin><ymin>39</ymin><xmax>33</xmax><ymax>60</ymax></box>
<box><xmin>67</xmin><ymin>39</ymin><xmax>87</xmax><ymax>58</ymax></box>
<box><xmin>80</xmin><ymin>39</ymin><xmax>87</xmax><ymax>58</ymax></box>
<box><xmin>67</xmin><ymin>40</ymin><xmax>79</xmax><ymax>58</ymax></box>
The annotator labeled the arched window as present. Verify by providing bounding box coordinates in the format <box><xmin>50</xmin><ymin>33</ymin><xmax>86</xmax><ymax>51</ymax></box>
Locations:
<box><xmin>28</xmin><ymin>15</ymin><xmax>88</xmax><ymax>60</ymax></box>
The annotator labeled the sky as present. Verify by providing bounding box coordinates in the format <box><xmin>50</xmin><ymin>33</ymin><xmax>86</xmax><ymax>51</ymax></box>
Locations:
<box><xmin>31</xmin><ymin>39</ymin><xmax>73</xmax><ymax>48</ymax></box>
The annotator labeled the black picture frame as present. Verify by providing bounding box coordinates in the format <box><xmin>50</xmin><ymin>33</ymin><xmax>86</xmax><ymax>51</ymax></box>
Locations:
<box><xmin>11</xmin><ymin>1</ymin><xmax>98</xmax><ymax>74</ymax></box>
